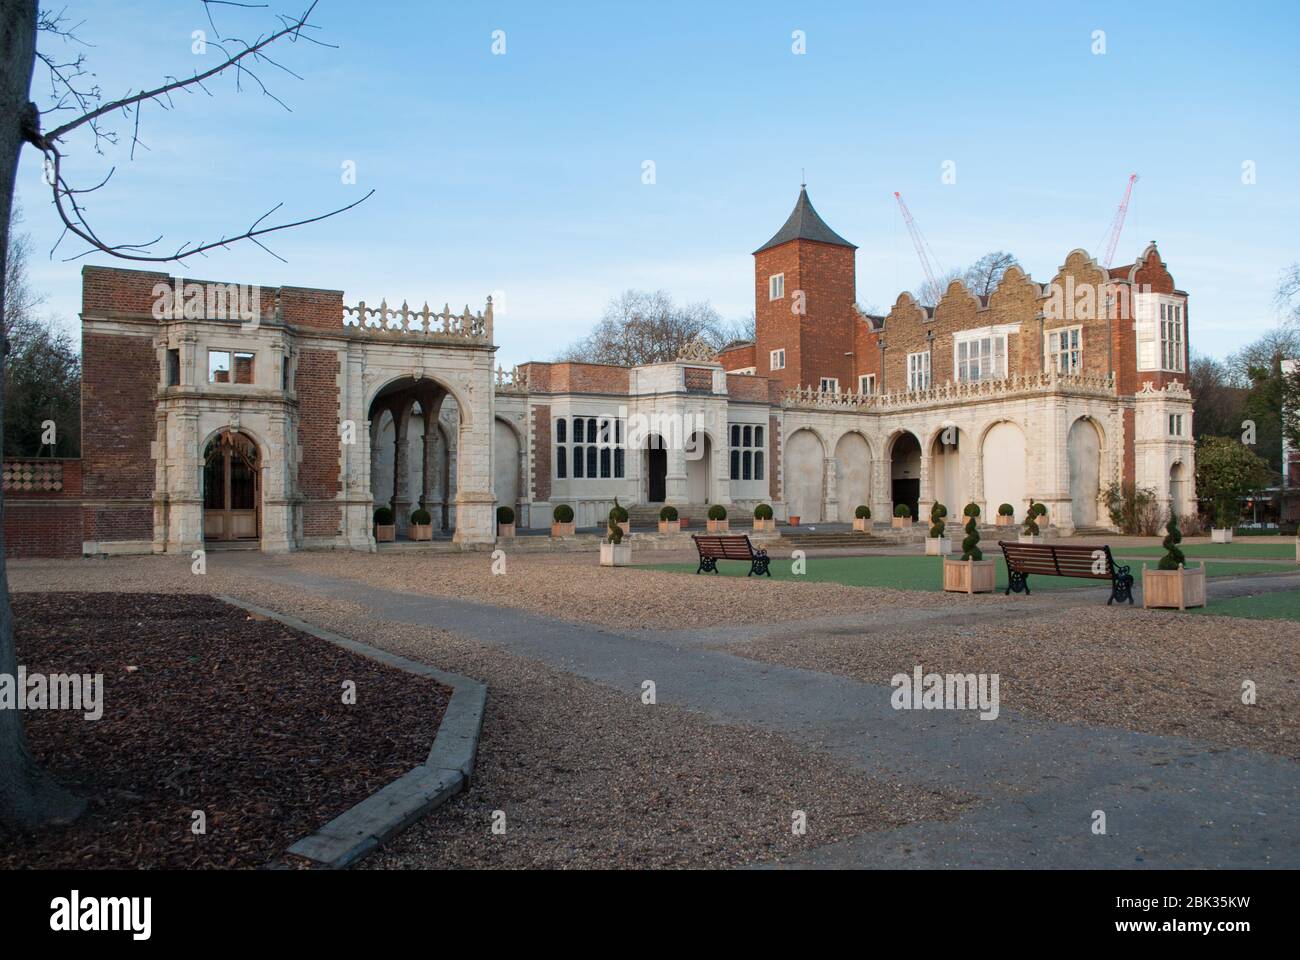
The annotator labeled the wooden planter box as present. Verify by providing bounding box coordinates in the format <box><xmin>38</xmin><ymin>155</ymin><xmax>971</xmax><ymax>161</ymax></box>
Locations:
<box><xmin>925</xmin><ymin>537</ymin><xmax>952</xmax><ymax>556</ymax></box>
<box><xmin>374</xmin><ymin>524</ymin><xmax>395</xmax><ymax>543</ymax></box>
<box><xmin>787</xmin><ymin>515</ymin><xmax>800</xmax><ymax>527</ymax></box>
<box><xmin>996</xmin><ymin>514</ymin><xmax>1015</xmax><ymax>527</ymax></box>
<box><xmin>409</xmin><ymin>523</ymin><xmax>432</xmax><ymax>542</ymax></box>
<box><xmin>943</xmin><ymin>557</ymin><xmax>996</xmax><ymax>594</ymax></box>
<box><xmin>706</xmin><ymin>519</ymin><xmax>730</xmax><ymax>533</ymax></box>
<box><xmin>658</xmin><ymin>519</ymin><xmax>680</xmax><ymax>534</ymax></box>
<box><xmin>1142</xmin><ymin>563</ymin><xmax>1206</xmax><ymax>610</ymax></box>
<box><xmin>853</xmin><ymin>517</ymin><xmax>872</xmax><ymax>532</ymax></box>
<box><xmin>599</xmin><ymin>542</ymin><xmax>632</xmax><ymax>567</ymax></box>
<box><xmin>1211</xmin><ymin>528</ymin><xmax>1233</xmax><ymax>544</ymax></box>
<box><xmin>752</xmin><ymin>518</ymin><xmax>775</xmax><ymax>532</ymax></box>
<box><xmin>891</xmin><ymin>516</ymin><xmax>913</xmax><ymax>529</ymax></box>
<box><xmin>550</xmin><ymin>521</ymin><xmax>575</xmax><ymax>538</ymax></box>
<box><xmin>498</xmin><ymin>522</ymin><xmax>515</xmax><ymax>538</ymax></box>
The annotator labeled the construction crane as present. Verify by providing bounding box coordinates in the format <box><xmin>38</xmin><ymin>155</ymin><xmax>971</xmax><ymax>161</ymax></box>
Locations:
<box><xmin>894</xmin><ymin>191</ymin><xmax>946</xmax><ymax>304</ymax></box>
<box><xmin>1099</xmin><ymin>173</ymin><xmax>1139</xmax><ymax>268</ymax></box>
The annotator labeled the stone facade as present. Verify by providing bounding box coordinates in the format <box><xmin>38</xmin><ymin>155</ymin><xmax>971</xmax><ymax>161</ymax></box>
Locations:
<box><xmin>4</xmin><ymin>189</ymin><xmax>1197</xmax><ymax>557</ymax></box>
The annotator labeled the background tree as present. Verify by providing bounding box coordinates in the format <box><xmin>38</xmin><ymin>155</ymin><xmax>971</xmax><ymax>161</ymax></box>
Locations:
<box><xmin>1276</xmin><ymin>262</ymin><xmax>1300</xmax><ymax>328</ymax></box>
<box><xmin>4</xmin><ymin>208</ymin><xmax>79</xmax><ymax>456</ymax></box>
<box><xmin>1194</xmin><ymin>435</ymin><xmax>1274</xmax><ymax>529</ymax></box>
<box><xmin>963</xmin><ymin>251</ymin><xmax>1020</xmax><ymax>298</ymax></box>
<box><xmin>911</xmin><ymin>251</ymin><xmax>1020</xmax><ymax>307</ymax></box>
<box><xmin>560</xmin><ymin>289</ymin><xmax>737</xmax><ymax>366</ymax></box>
<box><xmin>1187</xmin><ymin>352</ymin><xmax>1246</xmax><ymax>441</ymax></box>
<box><xmin>1</xmin><ymin>0</ymin><xmax>363</xmax><ymax>832</ymax></box>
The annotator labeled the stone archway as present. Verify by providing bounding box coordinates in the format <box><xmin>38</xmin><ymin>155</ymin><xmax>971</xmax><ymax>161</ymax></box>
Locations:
<box><xmin>202</xmin><ymin>429</ymin><xmax>260</xmax><ymax>543</ymax></box>
<box><xmin>368</xmin><ymin>376</ymin><xmax>456</xmax><ymax>538</ymax></box>
<box><xmin>889</xmin><ymin>431</ymin><xmax>922</xmax><ymax>521</ymax></box>
<box><xmin>786</xmin><ymin>429</ymin><xmax>825</xmax><ymax>522</ymax></box>
<box><xmin>644</xmin><ymin>433</ymin><xmax>668</xmax><ymax>503</ymax></box>
<box><xmin>494</xmin><ymin>417</ymin><xmax>522</xmax><ymax>519</ymax></box>
<box><xmin>982</xmin><ymin>421</ymin><xmax>1026</xmax><ymax>520</ymax></box>
<box><xmin>1067</xmin><ymin>417</ymin><xmax>1103</xmax><ymax>528</ymax></box>
<box><xmin>834</xmin><ymin>432</ymin><xmax>872</xmax><ymax>522</ymax></box>
<box><xmin>1170</xmin><ymin>461</ymin><xmax>1187</xmax><ymax>517</ymax></box>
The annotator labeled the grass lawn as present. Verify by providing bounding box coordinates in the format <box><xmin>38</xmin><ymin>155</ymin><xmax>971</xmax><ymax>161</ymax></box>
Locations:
<box><xmin>644</xmin><ymin>554</ymin><xmax>1298</xmax><ymax>593</ymax></box>
<box><xmin>1188</xmin><ymin>588</ymin><xmax>1300</xmax><ymax>623</ymax></box>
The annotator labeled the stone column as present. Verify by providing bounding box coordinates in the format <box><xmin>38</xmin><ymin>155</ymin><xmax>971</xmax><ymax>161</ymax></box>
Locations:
<box><xmin>453</xmin><ymin>394</ymin><xmax>496</xmax><ymax>545</ymax></box>
<box><xmin>918</xmin><ymin>452</ymin><xmax>933</xmax><ymax>522</ymax></box>
<box><xmin>871</xmin><ymin>456</ymin><xmax>891</xmax><ymax>523</ymax></box>
<box><xmin>823</xmin><ymin>456</ymin><xmax>838</xmax><ymax>523</ymax></box>
<box><xmin>390</xmin><ymin>397</ymin><xmax>415</xmax><ymax>537</ymax></box>
<box><xmin>665</xmin><ymin>442</ymin><xmax>689</xmax><ymax>505</ymax></box>
<box><xmin>261</xmin><ymin>411</ymin><xmax>294</xmax><ymax>553</ymax></box>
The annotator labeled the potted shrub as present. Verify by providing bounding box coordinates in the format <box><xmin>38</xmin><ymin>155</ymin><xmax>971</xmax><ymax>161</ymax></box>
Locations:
<box><xmin>943</xmin><ymin>502</ymin><xmax>995</xmax><ymax>593</ymax></box>
<box><xmin>853</xmin><ymin>505</ymin><xmax>872</xmax><ymax>533</ymax></box>
<box><xmin>891</xmin><ymin>503</ymin><xmax>913</xmax><ymax>529</ymax></box>
<box><xmin>1019</xmin><ymin>500</ymin><xmax>1047</xmax><ymax>544</ymax></box>
<box><xmin>409</xmin><ymin>507</ymin><xmax>433</xmax><ymax>542</ymax></box>
<box><xmin>599</xmin><ymin>514</ymin><xmax>632</xmax><ymax>566</ymax></box>
<box><xmin>707</xmin><ymin>504</ymin><xmax>729</xmax><ymax>533</ymax></box>
<box><xmin>1142</xmin><ymin>512</ymin><xmax>1206</xmax><ymax>609</ymax></box>
<box><xmin>925</xmin><ymin>502</ymin><xmax>950</xmax><ymax>556</ymax></box>
<box><xmin>551</xmin><ymin>503</ymin><xmax>575</xmax><ymax>538</ymax></box>
<box><xmin>609</xmin><ymin>498</ymin><xmax>630</xmax><ymax>537</ymax></box>
<box><xmin>658</xmin><ymin>504</ymin><xmax>680</xmax><ymax>534</ymax></box>
<box><xmin>1210</xmin><ymin>495</ymin><xmax>1235</xmax><ymax>544</ymax></box>
<box><xmin>497</xmin><ymin>505</ymin><xmax>516</xmax><ymax>538</ymax></box>
<box><xmin>995</xmin><ymin>503</ymin><xmax>1016</xmax><ymax>526</ymax></box>
<box><xmin>373</xmin><ymin>506</ymin><xmax>395</xmax><ymax>543</ymax></box>
<box><xmin>753</xmin><ymin>503</ymin><xmax>775</xmax><ymax>533</ymax></box>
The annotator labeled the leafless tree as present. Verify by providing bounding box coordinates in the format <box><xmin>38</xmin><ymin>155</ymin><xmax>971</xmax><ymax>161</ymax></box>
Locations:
<box><xmin>0</xmin><ymin>0</ymin><xmax>366</xmax><ymax>831</ymax></box>
<box><xmin>560</xmin><ymin>290</ymin><xmax>729</xmax><ymax>366</ymax></box>
<box><xmin>1276</xmin><ymin>262</ymin><xmax>1300</xmax><ymax>329</ymax></box>
<box><xmin>963</xmin><ymin>251</ymin><xmax>1019</xmax><ymax>298</ymax></box>
<box><xmin>912</xmin><ymin>267</ymin><xmax>961</xmax><ymax>308</ymax></box>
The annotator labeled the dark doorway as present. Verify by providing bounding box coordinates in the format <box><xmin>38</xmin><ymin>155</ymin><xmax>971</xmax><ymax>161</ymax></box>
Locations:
<box><xmin>203</xmin><ymin>430</ymin><xmax>260</xmax><ymax>542</ymax></box>
<box><xmin>646</xmin><ymin>436</ymin><xmax>667</xmax><ymax>502</ymax></box>
<box><xmin>890</xmin><ymin>432</ymin><xmax>922</xmax><ymax>522</ymax></box>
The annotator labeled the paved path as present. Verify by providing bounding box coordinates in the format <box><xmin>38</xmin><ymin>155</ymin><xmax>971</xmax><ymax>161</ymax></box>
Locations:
<box><xmin>223</xmin><ymin>556</ymin><xmax>1298</xmax><ymax>868</ymax></box>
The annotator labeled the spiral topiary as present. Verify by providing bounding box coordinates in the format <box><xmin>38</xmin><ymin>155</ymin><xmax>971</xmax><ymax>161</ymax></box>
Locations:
<box><xmin>1158</xmin><ymin>511</ymin><xmax>1186</xmax><ymax>570</ymax></box>
<box><xmin>659</xmin><ymin>505</ymin><xmax>678</xmax><ymax>521</ymax></box>
<box><xmin>1023</xmin><ymin>499</ymin><xmax>1040</xmax><ymax>537</ymax></box>
<box><xmin>929</xmin><ymin>502</ymin><xmax>947</xmax><ymax>539</ymax></box>
<box><xmin>607</xmin><ymin>514</ymin><xmax>624</xmax><ymax>545</ymax></box>
<box><xmin>754</xmin><ymin>503</ymin><xmax>773</xmax><ymax>520</ymax></box>
<box><xmin>961</xmin><ymin>502</ymin><xmax>982</xmax><ymax>561</ymax></box>
<box><xmin>373</xmin><ymin>506</ymin><xmax>394</xmax><ymax>526</ymax></box>
<box><xmin>855</xmin><ymin>505</ymin><xmax>871</xmax><ymax>519</ymax></box>
<box><xmin>410</xmin><ymin>508</ymin><xmax>431</xmax><ymax>526</ymax></box>
<box><xmin>894</xmin><ymin>503</ymin><xmax>911</xmax><ymax>519</ymax></box>
<box><xmin>553</xmin><ymin>503</ymin><xmax>574</xmax><ymax>523</ymax></box>
<box><xmin>609</xmin><ymin>498</ymin><xmax>628</xmax><ymax>523</ymax></box>
<box><xmin>708</xmin><ymin>504</ymin><xmax>727</xmax><ymax>521</ymax></box>
<box><xmin>497</xmin><ymin>505</ymin><xmax>515</xmax><ymax>525</ymax></box>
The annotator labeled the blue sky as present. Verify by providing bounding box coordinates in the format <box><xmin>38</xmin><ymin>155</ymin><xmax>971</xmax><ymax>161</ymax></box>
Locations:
<box><xmin>15</xmin><ymin>0</ymin><xmax>1300</xmax><ymax>367</ymax></box>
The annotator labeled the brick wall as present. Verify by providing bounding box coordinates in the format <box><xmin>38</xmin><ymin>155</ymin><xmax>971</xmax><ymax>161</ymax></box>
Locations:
<box><xmin>282</xmin><ymin>286</ymin><xmax>344</xmax><ymax>330</ymax></box>
<box><xmin>3</xmin><ymin>459</ymin><xmax>85</xmax><ymax>558</ymax></box>
<box><xmin>718</xmin><ymin>342</ymin><xmax>755</xmax><ymax>370</ymax></box>
<box><xmin>518</xmin><ymin>362</ymin><xmax>630</xmax><ymax>394</ymax></box>
<box><xmin>768</xmin><ymin>414</ymin><xmax>782</xmax><ymax>502</ymax></box>
<box><xmin>297</xmin><ymin>349</ymin><xmax>342</xmax><ymax>536</ymax></box>
<box><xmin>532</xmin><ymin>404</ymin><xmax>551</xmax><ymax>502</ymax></box>
<box><xmin>78</xmin><ymin>321</ymin><xmax>157</xmax><ymax>547</ymax></box>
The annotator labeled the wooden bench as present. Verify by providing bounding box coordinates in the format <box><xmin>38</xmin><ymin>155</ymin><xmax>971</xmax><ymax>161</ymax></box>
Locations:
<box><xmin>998</xmin><ymin>541</ymin><xmax>1134</xmax><ymax>605</ymax></box>
<box><xmin>692</xmin><ymin>534</ymin><xmax>771</xmax><ymax>577</ymax></box>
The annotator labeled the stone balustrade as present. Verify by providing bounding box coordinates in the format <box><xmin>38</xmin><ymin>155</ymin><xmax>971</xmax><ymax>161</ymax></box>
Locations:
<box><xmin>782</xmin><ymin>371</ymin><xmax>1116</xmax><ymax>412</ymax></box>
<box><xmin>343</xmin><ymin>297</ymin><xmax>493</xmax><ymax>343</ymax></box>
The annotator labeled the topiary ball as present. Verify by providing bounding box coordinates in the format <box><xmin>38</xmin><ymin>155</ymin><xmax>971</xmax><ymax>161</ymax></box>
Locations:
<box><xmin>855</xmin><ymin>504</ymin><xmax>871</xmax><ymax>519</ymax></box>
<box><xmin>754</xmin><ymin>503</ymin><xmax>774</xmax><ymax>520</ymax></box>
<box><xmin>894</xmin><ymin>504</ymin><xmax>911</xmax><ymax>518</ymax></box>
<box><xmin>410</xmin><ymin>508</ymin><xmax>431</xmax><ymax>526</ymax></box>
<box><xmin>708</xmin><ymin>504</ymin><xmax>727</xmax><ymax>521</ymax></box>
<box><xmin>497</xmin><ymin>505</ymin><xmax>515</xmax><ymax>525</ymax></box>
<box><xmin>553</xmin><ymin>504</ymin><xmax>574</xmax><ymax>523</ymax></box>
<box><xmin>374</xmin><ymin>506</ymin><xmax>394</xmax><ymax>526</ymax></box>
<box><xmin>659</xmin><ymin>505</ymin><xmax>678</xmax><ymax>521</ymax></box>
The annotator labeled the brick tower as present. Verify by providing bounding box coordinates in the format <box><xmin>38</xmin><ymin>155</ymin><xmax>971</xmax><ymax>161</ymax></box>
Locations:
<box><xmin>753</xmin><ymin>186</ymin><xmax>858</xmax><ymax>392</ymax></box>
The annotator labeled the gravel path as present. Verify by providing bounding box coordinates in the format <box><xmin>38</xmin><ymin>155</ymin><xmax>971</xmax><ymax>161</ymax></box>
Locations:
<box><xmin>7</xmin><ymin>555</ymin><xmax>968</xmax><ymax>868</ymax></box>
<box><xmin>723</xmin><ymin>604</ymin><xmax>1300</xmax><ymax>758</ymax></box>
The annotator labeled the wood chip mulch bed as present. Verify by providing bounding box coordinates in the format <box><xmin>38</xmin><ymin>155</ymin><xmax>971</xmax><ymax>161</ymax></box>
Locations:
<box><xmin>0</xmin><ymin>593</ymin><xmax>450</xmax><ymax>869</ymax></box>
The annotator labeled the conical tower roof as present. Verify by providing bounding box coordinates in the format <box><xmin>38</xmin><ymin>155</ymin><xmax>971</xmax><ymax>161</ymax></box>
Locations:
<box><xmin>754</xmin><ymin>187</ymin><xmax>856</xmax><ymax>254</ymax></box>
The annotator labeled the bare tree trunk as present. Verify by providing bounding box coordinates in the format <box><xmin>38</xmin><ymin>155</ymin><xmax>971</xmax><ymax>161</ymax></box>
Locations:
<box><xmin>0</xmin><ymin>0</ymin><xmax>85</xmax><ymax>831</ymax></box>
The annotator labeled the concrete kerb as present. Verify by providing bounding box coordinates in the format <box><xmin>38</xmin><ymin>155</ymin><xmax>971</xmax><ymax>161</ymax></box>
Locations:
<box><xmin>216</xmin><ymin>595</ymin><xmax>487</xmax><ymax>869</ymax></box>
